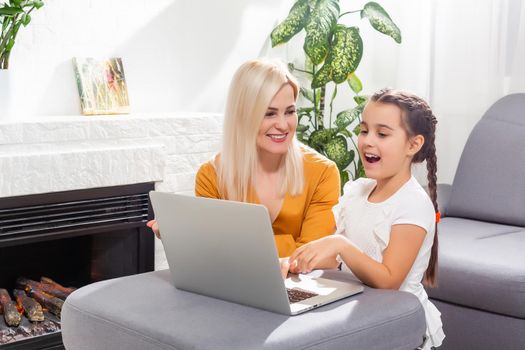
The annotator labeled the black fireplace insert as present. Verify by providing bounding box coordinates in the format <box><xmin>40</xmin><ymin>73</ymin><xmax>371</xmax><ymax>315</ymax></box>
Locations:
<box><xmin>0</xmin><ymin>182</ymin><xmax>155</xmax><ymax>349</ymax></box>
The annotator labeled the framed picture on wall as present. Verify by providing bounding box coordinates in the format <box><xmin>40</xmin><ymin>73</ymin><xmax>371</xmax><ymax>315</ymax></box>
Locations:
<box><xmin>73</xmin><ymin>57</ymin><xmax>130</xmax><ymax>115</ymax></box>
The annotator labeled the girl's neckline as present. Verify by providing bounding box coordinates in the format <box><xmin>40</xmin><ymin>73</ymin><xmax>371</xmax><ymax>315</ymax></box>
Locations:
<box><xmin>365</xmin><ymin>176</ymin><xmax>415</xmax><ymax>205</ymax></box>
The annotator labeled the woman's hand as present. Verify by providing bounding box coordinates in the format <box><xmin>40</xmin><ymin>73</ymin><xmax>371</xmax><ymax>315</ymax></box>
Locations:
<box><xmin>279</xmin><ymin>257</ymin><xmax>291</xmax><ymax>279</ymax></box>
<box><xmin>146</xmin><ymin>220</ymin><xmax>161</xmax><ymax>239</ymax></box>
<box><xmin>289</xmin><ymin>235</ymin><xmax>345</xmax><ymax>273</ymax></box>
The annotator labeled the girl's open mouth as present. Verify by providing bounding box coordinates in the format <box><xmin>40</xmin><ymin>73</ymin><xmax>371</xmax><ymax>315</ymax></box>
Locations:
<box><xmin>364</xmin><ymin>153</ymin><xmax>380</xmax><ymax>163</ymax></box>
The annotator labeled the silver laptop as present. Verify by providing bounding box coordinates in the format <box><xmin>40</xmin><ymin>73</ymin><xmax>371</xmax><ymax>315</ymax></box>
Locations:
<box><xmin>149</xmin><ymin>191</ymin><xmax>363</xmax><ymax>315</ymax></box>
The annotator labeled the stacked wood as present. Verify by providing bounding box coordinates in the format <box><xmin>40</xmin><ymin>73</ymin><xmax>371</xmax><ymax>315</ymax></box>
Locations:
<box><xmin>41</xmin><ymin>277</ymin><xmax>76</xmax><ymax>295</ymax></box>
<box><xmin>0</xmin><ymin>289</ymin><xmax>21</xmax><ymax>327</ymax></box>
<box><xmin>26</xmin><ymin>289</ymin><xmax>63</xmax><ymax>318</ymax></box>
<box><xmin>16</xmin><ymin>277</ymin><xmax>71</xmax><ymax>300</ymax></box>
<box><xmin>0</xmin><ymin>276</ymin><xmax>69</xmax><ymax>344</ymax></box>
<box><xmin>13</xmin><ymin>290</ymin><xmax>44</xmax><ymax>322</ymax></box>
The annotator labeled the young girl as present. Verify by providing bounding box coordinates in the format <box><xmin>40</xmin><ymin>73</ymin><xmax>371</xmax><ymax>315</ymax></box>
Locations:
<box><xmin>287</xmin><ymin>88</ymin><xmax>445</xmax><ymax>349</ymax></box>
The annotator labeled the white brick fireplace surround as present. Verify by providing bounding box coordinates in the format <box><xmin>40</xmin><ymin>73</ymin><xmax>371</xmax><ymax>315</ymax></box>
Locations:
<box><xmin>0</xmin><ymin>113</ymin><xmax>223</xmax><ymax>270</ymax></box>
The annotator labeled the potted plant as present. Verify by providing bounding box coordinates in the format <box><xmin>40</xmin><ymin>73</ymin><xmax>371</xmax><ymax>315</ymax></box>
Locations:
<box><xmin>270</xmin><ymin>0</ymin><xmax>401</xmax><ymax>188</ymax></box>
<box><xmin>0</xmin><ymin>0</ymin><xmax>44</xmax><ymax>69</ymax></box>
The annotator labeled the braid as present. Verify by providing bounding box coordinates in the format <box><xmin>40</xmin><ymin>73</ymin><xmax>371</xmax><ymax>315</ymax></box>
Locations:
<box><xmin>424</xmin><ymin>117</ymin><xmax>439</xmax><ymax>287</ymax></box>
<box><xmin>371</xmin><ymin>89</ymin><xmax>440</xmax><ymax>287</ymax></box>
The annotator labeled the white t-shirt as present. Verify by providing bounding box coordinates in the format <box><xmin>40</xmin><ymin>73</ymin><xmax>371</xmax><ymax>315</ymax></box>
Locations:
<box><xmin>334</xmin><ymin>176</ymin><xmax>445</xmax><ymax>349</ymax></box>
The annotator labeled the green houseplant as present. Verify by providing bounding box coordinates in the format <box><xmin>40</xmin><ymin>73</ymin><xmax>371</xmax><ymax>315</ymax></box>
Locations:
<box><xmin>270</xmin><ymin>0</ymin><xmax>401</xmax><ymax>187</ymax></box>
<box><xmin>0</xmin><ymin>0</ymin><xmax>44</xmax><ymax>69</ymax></box>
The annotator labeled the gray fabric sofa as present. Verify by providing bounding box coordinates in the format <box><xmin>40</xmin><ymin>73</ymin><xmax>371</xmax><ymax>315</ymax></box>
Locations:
<box><xmin>62</xmin><ymin>269</ymin><xmax>426</xmax><ymax>350</ymax></box>
<box><xmin>426</xmin><ymin>93</ymin><xmax>525</xmax><ymax>349</ymax></box>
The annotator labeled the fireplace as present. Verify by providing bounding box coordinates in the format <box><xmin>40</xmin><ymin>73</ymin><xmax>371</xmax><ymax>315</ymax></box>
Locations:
<box><xmin>0</xmin><ymin>182</ymin><xmax>155</xmax><ymax>349</ymax></box>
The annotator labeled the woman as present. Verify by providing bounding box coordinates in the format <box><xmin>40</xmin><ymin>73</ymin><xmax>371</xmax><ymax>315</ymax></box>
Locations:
<box><xmin>150</xmin><ymin>58</ymin><xmax>340</xmax><ymax>260</ymax></box>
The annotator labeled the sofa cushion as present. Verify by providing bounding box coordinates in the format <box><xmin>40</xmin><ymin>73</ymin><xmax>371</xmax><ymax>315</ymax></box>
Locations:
<box><xmin>431</xmin><ymin>299</ymin><xmax>525</xmax><ymax>350</ymax></box>
<box><xmin>427</xmin><ymin>217</ymin><xmax>525</xmax><ymax>318</ymax></box>
<box><xmin>447</xmin><ymin>93</ymin><xmax>525</xmax><ymax>226</ymax></box>
<box><xmin>62</xmin><ymin>270</ymin><xmax>426</xmax><ymax>350</ymax></box>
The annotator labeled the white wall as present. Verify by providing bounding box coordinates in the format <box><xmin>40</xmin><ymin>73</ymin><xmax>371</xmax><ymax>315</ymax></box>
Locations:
<box><xmin>2</xmin><ymin>0</ymin><xmax>291</xmax><ymax>119</ymax></box>
<box><xmin>4</xmin><ymin>0</ymin><xmax>523</xmax><ymax>185</ymax></box>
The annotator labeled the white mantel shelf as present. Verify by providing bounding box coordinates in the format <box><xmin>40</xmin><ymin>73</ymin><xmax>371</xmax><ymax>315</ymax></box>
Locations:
<box><xmin>0</xmin><ymin>113</ymin><xmax>223</xmax><ymax>198</ymax></box>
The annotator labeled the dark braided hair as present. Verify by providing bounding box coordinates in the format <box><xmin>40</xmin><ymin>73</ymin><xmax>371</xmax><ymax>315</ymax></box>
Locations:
<box><xmin>370</xmin><ymin>88</ymin><xmax>439</xmax><ymax>287</ymax></box>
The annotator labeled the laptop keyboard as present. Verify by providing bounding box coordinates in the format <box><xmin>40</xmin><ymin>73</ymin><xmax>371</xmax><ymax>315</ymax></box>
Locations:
<box><xmin>287</xmin><ymin>288</ymin><xmax>319</xmax><ymax>303</ymax></box>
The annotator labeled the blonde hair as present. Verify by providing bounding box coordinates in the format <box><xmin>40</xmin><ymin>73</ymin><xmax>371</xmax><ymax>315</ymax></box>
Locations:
<box><xmin>217</xmin><ymin>58</ymin><xmax>304</xmax><ymax>202</ymax></box>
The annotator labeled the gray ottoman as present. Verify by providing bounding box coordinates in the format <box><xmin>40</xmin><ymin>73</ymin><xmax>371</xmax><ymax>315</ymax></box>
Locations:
<box><xmin>62</xmin><ymin>270</ymin><xmax>425</xmax><ymax>350</ymax></box>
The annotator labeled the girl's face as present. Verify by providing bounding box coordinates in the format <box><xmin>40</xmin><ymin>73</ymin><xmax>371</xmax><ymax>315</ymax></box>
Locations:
<box><xmin>358</xmin><ymin>101</ymin><xmax>418</xmax><ymax>181</ymax></box>
<box><xmin>256</xmin><ymin>84</ymin><xmax>297</xmax><ymax>157</ymax></box>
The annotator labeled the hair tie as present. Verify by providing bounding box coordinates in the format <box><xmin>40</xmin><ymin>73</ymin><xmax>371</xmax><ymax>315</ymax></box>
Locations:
<box><xmin>435</xmin><ymin>211</ymin><xmax>441</xmax><ymax>223</ymax></box>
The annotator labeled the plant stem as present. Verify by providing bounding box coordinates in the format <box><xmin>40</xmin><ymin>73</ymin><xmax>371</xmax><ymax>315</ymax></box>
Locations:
<box><xmin>293</xmin><ymin>67</ymin><xmax>313</xmax><ymax>76</ymax></box>
<box><xmin>339</xmin><ymin>9</ymin><xmax>362</xmax><ymax>19</ymax></box>
<box><xmin>349</xmin><ymin>131</ymin><xmax>358</xmax><ymax>150</ymax></box>
<box><xmin>312</xmin><ymin>64</ymin><xmax>317</xmax><ymax>130</ymax></box>
<box><xmin>0</xmin><ymin>5</ymin><xmax>36</xmax><ymax>69</ymax></box>
<box><xmin>329</xmin><ymin>84</ymin><xmax>338</xmax><ymax>128</ymax></box>
<box><xmin>0</xmin><ymin>51</ymin><xmax>10</xmax><ymax>69</ymax></box>
<box><xmin>0</xmin><ymin>21</ymin><xmax>16</xmax><ymax>55</ymax></box>
<box><xmin>319</xmin><ymin>86</ymin><xmax>326</xmax><ymax>128</ymax></box>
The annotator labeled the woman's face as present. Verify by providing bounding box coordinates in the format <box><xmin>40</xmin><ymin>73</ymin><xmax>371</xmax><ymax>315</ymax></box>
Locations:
<box><xmin>256</xmin><ymin>84</ymin><xmax>298</xmax><ymax>157</ymax></box>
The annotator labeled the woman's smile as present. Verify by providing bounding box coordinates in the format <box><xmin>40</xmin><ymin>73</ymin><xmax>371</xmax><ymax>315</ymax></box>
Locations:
<box><xmin>267</xmin><ymin>133</ymin><xmax>288</xmax><ymax>143</ymax></box>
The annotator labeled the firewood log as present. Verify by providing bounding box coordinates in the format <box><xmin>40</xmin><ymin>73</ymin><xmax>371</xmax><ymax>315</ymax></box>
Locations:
<box><xmin>40</xmin><ymin>277</ymin><xmax>76</xmax><ymax>295</ymax></box>
<box><xmin>26</xmin><ymin>290</ymin><xmax>63</xmax><ymax>318</ymax></box>
<box><xmin>0</xmin><ymin>289</ymin><xmax>21</xmax><ymax>327</ymax></box>
<box><xmin>16</xmin><ymin>277</ymin><xmax>69</xmax><ymax>300</ymax></box>
<box><xmin>13</xmin><ymin>290</ymin><xmax>44</xmax><ymax>322</ymax></box>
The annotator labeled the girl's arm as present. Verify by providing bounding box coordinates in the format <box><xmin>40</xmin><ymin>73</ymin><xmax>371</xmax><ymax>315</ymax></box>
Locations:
<box><xmin>289</xmin><ymin>224</ymin><xmax>426</xmax><ymax>289</ymax></box>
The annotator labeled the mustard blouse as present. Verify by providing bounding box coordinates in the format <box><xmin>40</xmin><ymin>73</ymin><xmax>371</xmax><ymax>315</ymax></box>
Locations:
<box><xmin>194</xmin><ymin>148</ymin><xmax>340</xmax><ymax>257</ymax></box>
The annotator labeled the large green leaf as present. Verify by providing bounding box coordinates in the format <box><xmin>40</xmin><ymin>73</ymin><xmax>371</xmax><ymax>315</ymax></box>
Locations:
<box><xmin>6</xmin><ymin>37</ymin><xmax>15</xmax><ymax>50</ymax></box>
<box><xmin>330</xmin><ymin>26</ymin><xmax>363</xmax><ymax>83</ymax></box>
<box><xmin>0</xmin><ymin>6</ymin><xmax>23</xmax><ymax>16</ymax></box>
<box><xmin>352</xmin><ymin>123</ymin><xmax>361</xmax><ymax>137</ymax></box>
<box><xmin>361</xmin><ymin>2</ymin><xmax>401</xmax><ymax>43</ymax></box>
<box><xmin>339</xmin><ymin>129</ymin><xmax>352</xmax><ymax>139</ymax></box>
<box><xmin>300</xmin><ymin>87</ymin><xmax>315</xmax><ymax>103</ymax></box>
<box><xmin>32</xmin><ymin>1</ymin><xmax>44</xmax><ymax>9</ymax></box>
<box><xmin>304</xmin><ymin>0</ymin><xmax>339</xmax><ymax>64</ymax></box>
<box><xmin>354</xmin><ymin>95</ymin><xmax>368</xmax><ymax>105</ymax></box>
<box><xmin>348</xmin><ymin>73</ymin><xmax>362</xmax><ymax>93</ymax></box>
<box><xmin>21</xmin><ymin>13</ymin><xmax>30</xmax><ymax>26</ymax></box>
<box><xmin>349</xmin><ymin>149</ymin><xmax>356</xmax><ymax>165</ymax></box>
<box><xmin>271</xmin><ymin>0</ymin><xmax>310</xmax><ymax>47</ymax></box>
<box><xmin>308</xmin><ymin>128</ymin><xmax>333</xmax><ymax>151</ymax></box>
<box><xmin>339</xmin><ymin>170</ymin><xmax>350</xmax><ymax>190</ymax></box>
<box><xmin>311</xmin><ymin>63</ymin><xmax>332</xmax><ymax>88</ymax></box>
<box><xmin>356</xmin><ymin>159</ymin><xmax>366</xmax><ymax>179</ymax></box>
<box><xmin>312</xmin><ymin>26</ymin><xmax>362</xmax><ymax>87</ymax></box>
<box><xmin>325</xmin><ymin>136</ymin><xmax>352</xmax><ymax>169</ymax></box>
<box><xmin>335</xmin><ymin>105</ymin><xmax>361</xmax><ymax>130</ymax></box>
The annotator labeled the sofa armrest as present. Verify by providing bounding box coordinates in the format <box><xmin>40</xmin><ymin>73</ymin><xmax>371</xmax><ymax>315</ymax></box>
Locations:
<box><xmin>436</xmin><ymin>183</ymin><xmax>452</xmax><ymax>217</ymax></box>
